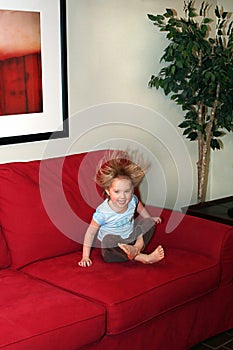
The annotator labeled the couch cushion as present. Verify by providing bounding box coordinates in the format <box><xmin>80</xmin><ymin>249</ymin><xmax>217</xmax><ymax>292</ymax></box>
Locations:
<box><xmin>0</xmin><ymin>151</ymin><xmax>106</xmax><ymax>268</ymax></box>
<box><xmin>22</xmin><ymin>247</ymin><xmax>220</xmax><ymax>335</ymax></box>
<box><xmin>0</xmin><ymin>269</ymin><xmax>105</xmax><ymax>350</ymax></box>
<box><xmin>0</xmin><ymin>227</ymin><xmax>10</xmax><ymax>268</ymax></box>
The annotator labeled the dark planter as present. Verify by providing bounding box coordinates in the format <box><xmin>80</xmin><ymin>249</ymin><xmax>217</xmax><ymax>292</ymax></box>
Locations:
<box><xmin>182</xmin><ymin>196</ymin><xmax>233</xmax><ymax>226</ymax></box>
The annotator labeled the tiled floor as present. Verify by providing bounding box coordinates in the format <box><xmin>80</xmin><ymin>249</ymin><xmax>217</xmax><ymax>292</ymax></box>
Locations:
<box><xmin>191</xmin><ymin>329</ymin><xmax>233</xmax><ymax>349</ymax></box>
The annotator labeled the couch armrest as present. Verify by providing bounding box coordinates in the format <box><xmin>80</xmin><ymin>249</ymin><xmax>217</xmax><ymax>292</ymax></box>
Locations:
<box><xmin>146</xmin><ymin>206</ymin><xmax>233</xmax><ymax>285</ymax></box>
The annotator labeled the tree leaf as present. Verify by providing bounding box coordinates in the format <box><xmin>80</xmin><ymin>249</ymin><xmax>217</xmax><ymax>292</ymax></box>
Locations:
<box><xmin>147</xmin><ymin>14</ymin><xmax>158</xmax><ymax>21</ymax></box>
<box><xmin>215</xmin><ymin>6</ymin><xmax>221</xmax><ymax>19</ymax></box>
<box><xmin>183</xmin><ymin>127</ymin><xmax>194</xmax><ymax>135</ymax></box>
<box><xmin>165</xmin><ymin>8</ymin><xmax>174</xmax><ymax>17</ymax></box>
<box><xmin>188</xmin><ymin>132</ymin><xmax>198</xmax><ymax>140</ymax></box>
<box><xmin>178</xmin><ymin>120</ymin><xmax>191</xmax><ymax>128</ymax></box>
<box><xmin>222</xmin><ymin>12</ymin><xmax>228</xmax><ymax>19</ymax></box>
<box><xmin>210</xmin><ymin>138</ymin><xmax>221</xmax><ymax>150</ymax></box>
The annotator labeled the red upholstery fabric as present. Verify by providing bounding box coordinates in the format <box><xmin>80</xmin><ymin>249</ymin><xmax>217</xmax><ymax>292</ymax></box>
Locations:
<box><xmin>0</xmin><ymin>269</ymin><xmax>105</xmax><ymax>350</ymax></box>
<box><xmin>81</xmin><ymin>284</ymin><xmax>233</xmax><ymax>350</ymax></box>
<box><xmin>0</xmin><ymin>162</ymin><xmax>79</xmax><ymax>268</ymax></box>
<box><xmin>145</xmin><ymin>207</ymin><xmax>233</xmax><ymax>284</ymax></box>
<box><xmin>0</xmin><ymin>150</ymin><xmax>232</xmax><ymax>350</ymax></box>
<box><xmin>0</xmin><ymin>227</ymin><xmax>10</xmax><ymax>268</ymax></box>
<box><xmin>22</xmin><ymin>244</ymin><xmax>220</xmax><ymax>335</ymax></box>
<box><xmin>0</xmin><ymin>151</ymin><xmax>106</xmax><ymax>268</ymax></box>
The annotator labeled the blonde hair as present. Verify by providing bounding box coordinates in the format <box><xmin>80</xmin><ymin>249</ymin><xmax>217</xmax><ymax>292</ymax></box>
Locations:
<box><xmin>95</xmin><ymin>150</ymin><xmax>150</xmax><ymax>189</ymax></box>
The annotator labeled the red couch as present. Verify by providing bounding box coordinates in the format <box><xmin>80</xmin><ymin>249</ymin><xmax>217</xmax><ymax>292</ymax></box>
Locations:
<box><xmin>0</xmin><ymin>150</ymin><xmax>232</xmax><ymax>350</ymax></box>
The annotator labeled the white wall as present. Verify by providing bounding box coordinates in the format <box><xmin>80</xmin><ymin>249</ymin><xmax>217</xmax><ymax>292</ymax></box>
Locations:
<box><xmin>212</xmin><ymin>0</ymin><xmax>233</xmax><ymax>200</ymax></box>
<box><xmin>0</xmin><ymin>0</ymin><xmax>232</xmax><ymax>209</ymax></box>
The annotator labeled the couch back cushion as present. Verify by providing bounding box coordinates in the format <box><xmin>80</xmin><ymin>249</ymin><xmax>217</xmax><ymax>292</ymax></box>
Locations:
<box><xmin>0</xmin><ymin>150</ymin><xmax>106</xmax><ymax>268</ymax></box>
<box><xmin>0</xmin><ymin>226</ymin><xmax>10</xmax><ymax>268</ymax></box>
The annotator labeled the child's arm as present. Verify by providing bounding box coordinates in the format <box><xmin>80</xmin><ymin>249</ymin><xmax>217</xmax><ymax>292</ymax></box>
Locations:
<box><xmin>78</xmin><ymin>219</ymin><xmax>100</xmax><ymax>267</ymax></box>
<box><xmin>137</xmin><ymin>200</ymin><xmax>162</xmax><ymax>224</ymax></box>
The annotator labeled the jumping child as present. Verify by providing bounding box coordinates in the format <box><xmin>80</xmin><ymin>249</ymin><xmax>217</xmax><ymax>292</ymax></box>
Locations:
<box><xmin>78</xmin><ymin>150</ymin><xmax>164</xmax><ymax>267</ymax></box>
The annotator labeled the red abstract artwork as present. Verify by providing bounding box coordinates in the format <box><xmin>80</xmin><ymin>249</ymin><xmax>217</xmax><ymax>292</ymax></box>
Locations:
<box><xmin>0</xmin><ymin>10</ymin><xmax>43</xmax><ymax>116</ymax></box>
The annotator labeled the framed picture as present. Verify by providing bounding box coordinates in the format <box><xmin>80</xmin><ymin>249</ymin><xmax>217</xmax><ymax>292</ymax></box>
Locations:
<box><xmin>0</xmin><ymin>0</ymin><xmax>68</xmax><ymax>145</ymax></box>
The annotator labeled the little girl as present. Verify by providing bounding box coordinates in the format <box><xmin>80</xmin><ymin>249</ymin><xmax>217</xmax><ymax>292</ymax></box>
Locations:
<box><xmin>78</xmin><ymin>150</ymin><xmax>164</xmax><ymax>267</ymax></box>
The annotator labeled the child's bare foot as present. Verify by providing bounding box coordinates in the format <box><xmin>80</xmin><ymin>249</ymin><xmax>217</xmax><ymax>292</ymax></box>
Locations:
<box><xmin>135</xmin><ymin>245</ymin><xmax>165</xmax><ymax>264</ymax></box>
<box><xmin>118</xmin><ymin>243</ymin><xmax>140</xmax><ymax>260</ymax></box>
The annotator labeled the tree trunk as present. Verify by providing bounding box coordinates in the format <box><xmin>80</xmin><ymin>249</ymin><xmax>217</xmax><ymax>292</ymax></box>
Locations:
<box><xmin>197</xmin><ymin>140</ymin><xmax>210</xmax><ymax>203</ymax></box>
<box><xmin>197</xmin><ymin>84</ymin><xmax>220</xmax><ymax>203</ymax></box>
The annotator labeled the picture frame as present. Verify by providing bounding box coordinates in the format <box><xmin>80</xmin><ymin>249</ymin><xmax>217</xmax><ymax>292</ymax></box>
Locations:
<box><xmin>0</xmin><ymin>0</ymin><xmax>69</xmax><ymax>145</ymax></box>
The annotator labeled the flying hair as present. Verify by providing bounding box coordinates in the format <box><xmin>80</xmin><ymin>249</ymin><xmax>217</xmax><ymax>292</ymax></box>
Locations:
<box><xmin>95</xmin><ymin>149</ymin><xmax>150</xmax><ymax>189</ymax></box>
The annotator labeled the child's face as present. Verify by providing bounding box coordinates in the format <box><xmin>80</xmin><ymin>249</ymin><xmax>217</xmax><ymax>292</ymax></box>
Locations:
<box><xmin>106</xmin><ymin>177</ymin><xmax>133</xmax><ymax>212</ymax></box>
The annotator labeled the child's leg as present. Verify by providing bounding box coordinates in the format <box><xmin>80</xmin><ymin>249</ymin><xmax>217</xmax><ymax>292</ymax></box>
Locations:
<box><xmin>118</xmin><ymin>218</ymin><xmax>156</xmax><ymax>260</ymax></box>
<box><xmin>136</xmin><ymin>217</ymin><xmax>156</xmax><ymax>247</ymax></box>
<box><xmin>119</xmin><ymin>241</ymin><xmax>165</xmax><ymax>264</ymax></box>
<box><xmin>101</xmin><ymin>234</ymin><xmax>129</xmax><ymax>263</ymax></box>
<box><xmin>134</xmin><ymin>245</ymin><xmax>164</xmax><ymax>264</ymax></box>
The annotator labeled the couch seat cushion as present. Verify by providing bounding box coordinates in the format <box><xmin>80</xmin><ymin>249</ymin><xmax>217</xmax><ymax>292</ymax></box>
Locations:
<box><xmin>22</xmin><ymin>248</ymin><xmax>220</xmax><ymax>335</ymax></box>
<box><xmin>0</xmin><ymin>269</ymin><xmax>105</xmax><ymax>350</ymax></box>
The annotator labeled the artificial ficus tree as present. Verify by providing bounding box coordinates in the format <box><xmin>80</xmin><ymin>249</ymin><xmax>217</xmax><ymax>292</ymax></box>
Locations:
<box><xmin>148</xmin><ymin>0</ymin><xmax>233</xmax><ymax>203</ymax></box>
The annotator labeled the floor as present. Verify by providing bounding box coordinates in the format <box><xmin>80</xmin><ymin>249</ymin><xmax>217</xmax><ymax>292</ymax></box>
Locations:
<box><xmin>191</xmin><ymin>329</ymin><xmax>233</xmax><ymax>350</ymax></box>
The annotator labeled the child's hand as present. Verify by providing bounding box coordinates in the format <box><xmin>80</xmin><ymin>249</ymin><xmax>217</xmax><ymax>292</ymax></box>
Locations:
<box><xmin>152</xmin><ymin>216</ymin><xmax>162</xmax><ymax>224</ymax></box>
<box><xmin>78</xmin><ymin>257</ymin><xmax>92</xmax><ymax>267</ymax></box>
